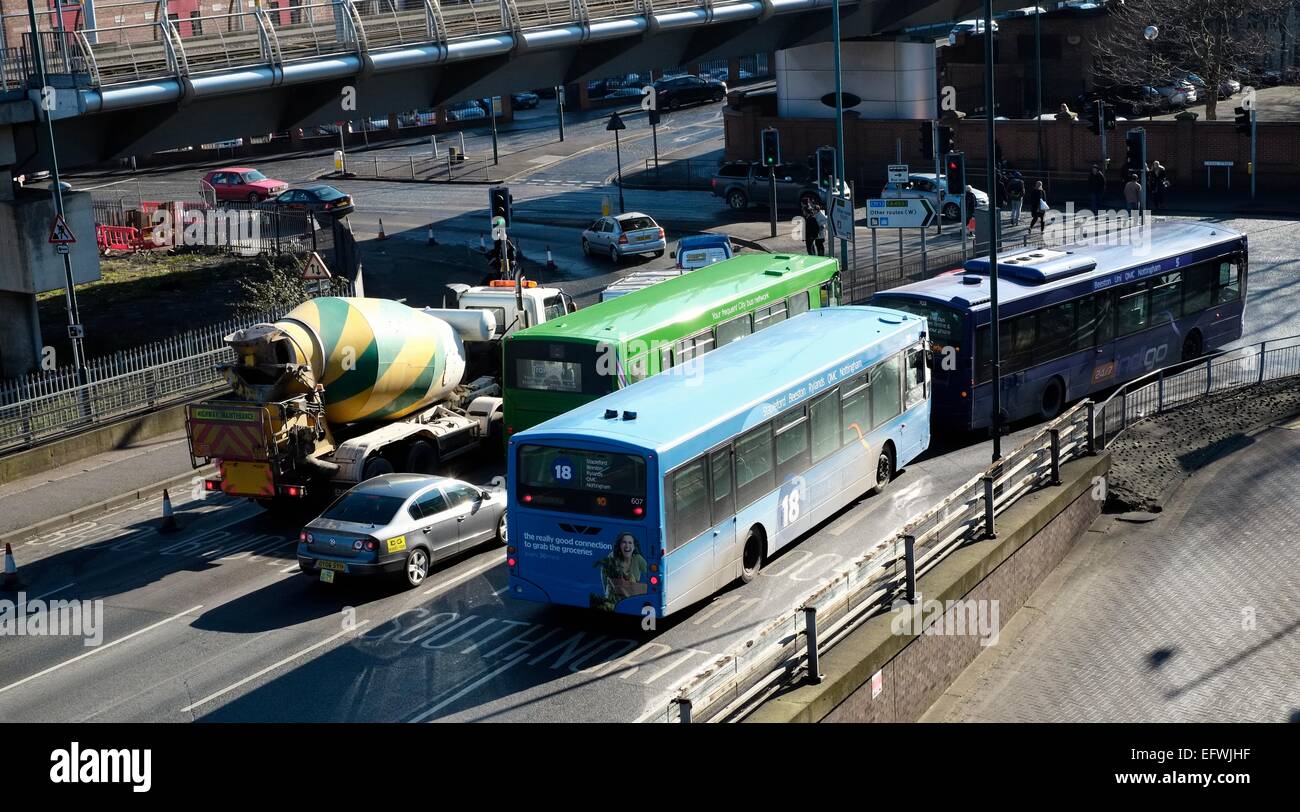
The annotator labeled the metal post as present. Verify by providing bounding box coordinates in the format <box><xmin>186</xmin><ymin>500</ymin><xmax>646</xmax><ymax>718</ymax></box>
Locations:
<box><xmin>409</xmin><ymin>155</ymin><xmax>415</xmax><ymax>179</ymax></box>
<box><xmin>1097</xmin><ymin>99</ymin><xmax>1108</xmax><ymax>167</ymax></box>
<box><xmin>1250</xmin><ymin>107</ymin><xmax>1257</xmax><ymax>199</ymax></box>
<box><xmin>339</xmin><ymin>127</ymin><xmax>347</xmax><ymax>174</ymax></box>
<box><xmin>676</xmin><ymin>697</ymin><xmax>692</xmax><ymax>723</ymax></box>
<box><xmin>921</xmin><ymin>226</ymin><xmax>927</xmax><ymax>275</ymax></box>
<box><xmin>898</xmin><ymin>228</ymin><xmax>903</xmax><ymax>263</ymax></box>
<box><xmin>769</xmin><ymin>170</ymin><xmax>777</xmax><ymax>238</ymax></box>
<box><xmin>490</xmin><ymin>98</ymin><xmax>499</xmax><ymax>165</ymax></box>
<box><xmin>983</xmin><ymin>475</ymin><xmax>996</xmax><ymax>538</ymax></box>
<box><xmin>1140</xmin><ymin>130</ymin><xmax>1148</xmax><ymax>218</ymax></box>
<box><xmin>803</xmin><ymin>606</ymin><xmax>823</xmax><ymax>684</ymax></box>
<box><xmin>26</xmin><ymin>0</ymin><xmax>87</xmax><ymax>387</ymax></box>
<box><xmin>903</xmin><ymin>534</ymin><xmax>917</xmax><ymax>603</ymax></box>
<box><xmin>1049</xmin><ymin>428</ymin><xmax>1061</xmax><ymax>486</ymax></box>
<box><xmin>1157</xmin><ymin>368</ymin><xmax>1164</xmax><ymax>410</ymax></box>
<box><xmin>871</xmin><ymin>228</ymin><xmax>878</xmax><ymax>291</ymax></box>
<box><xmin>557</xmin><ymin>85</ymin><xmax>565</xmax><ymax>142</ymax></box>
<box><xmin>1259</xmin><ymin>340</ymin><xmax>1267</xmax><ymax>383</ymax></box>
<box><xmin>933</xmin><ymin>120</ymin><xmax>942</xmax><ymax>236</ymax></box>
<box><xmin>1086</xmin><ymin>402</ymin><xmax>1097</xmax><ymax>455</ymax></box>
<box><xmin>1034</xmin><ymin>7</ymin><xmax>1043</xmax><ymax>175</ymax></box>
<box><xmin>832</xmin><ymin>0</ymin><xmax>849</xmax><ymax>274</ymax></box>
<box><xmin>459</xmin><ymin>130</ymin><xmax>466</xmax><ymax>156</ymax></box>
<box><xmin>614</xmin><ymin>128</ymin><xmax>626</xmax><ymax>214</ymax></box>
<box><xmin>984</xmin><ymin>0</ymin><xmax>1003</xmax><ymax>461</ymax></box>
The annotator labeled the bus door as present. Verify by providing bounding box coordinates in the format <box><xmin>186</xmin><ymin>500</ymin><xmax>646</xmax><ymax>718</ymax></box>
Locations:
<box><xmin>1083</xmin><ymin>288</ymin><xmax>1117</xmax><ymax>390</ymax></box>
<box><xmin>707</xmin><ymin>448</ymin><xmax>738</xmax><ymax>589</ymax></box>
<box><xmin>901</xmin><ymin>345</ymin><xmax>929</xmax><ymax>459</ymax></box>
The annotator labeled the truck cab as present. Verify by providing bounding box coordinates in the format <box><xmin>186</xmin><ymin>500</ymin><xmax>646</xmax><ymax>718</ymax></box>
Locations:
<box><xmin>446</xmin><ymin>281</ymin><xmax>575</xmax><ymax>337</ymax></box>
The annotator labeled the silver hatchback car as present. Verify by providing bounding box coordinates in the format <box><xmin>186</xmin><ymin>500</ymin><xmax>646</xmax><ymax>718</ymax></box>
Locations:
<box><xmin>581</xmin><ymin>212</ymin><xmax>666</xmax><ymax>263</ymax></box>
<box><xmin>298</xmin><ymin>473</ymin><xmax>507</xmax><ymax>588</ymax></box>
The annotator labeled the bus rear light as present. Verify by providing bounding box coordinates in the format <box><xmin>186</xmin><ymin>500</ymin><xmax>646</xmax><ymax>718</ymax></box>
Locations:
<box><xmin>506</xmin><ymin>545</ymin><xmax>517</xmax><ymax>554</ymax></box>
<box><xmin>508</xmin><ymin>557</ymin><xmax>517</xmax><ymax>567</ymax></box>
<box><xmin>649</xmin><ymin>563</ymin><xmax>658</xmax><ymax>573</ymax></box>
<box><xmin>633</xmin><ymin>506</ymin><xmax>644</xmax><ymax>516</ymax></box>
<box><xmin>961</xmin><ymin>391</ymin><xmax>968</xmax><ymax>398</ymax></box>
<box><xmin>649</xmin><ymin>576</ymin><xmax>659</xmax><ymax>586</ymax></box>
<box><xmin>522</xmin><ymin>494</ymin><xmax>532</xmax><ymax>503</ymax></box>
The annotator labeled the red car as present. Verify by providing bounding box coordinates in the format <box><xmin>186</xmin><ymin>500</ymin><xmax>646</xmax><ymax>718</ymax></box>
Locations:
<box><xmin>201</xmin><ymin>167</ymin><xmax>289</xmax><ymax>203</ymax></box>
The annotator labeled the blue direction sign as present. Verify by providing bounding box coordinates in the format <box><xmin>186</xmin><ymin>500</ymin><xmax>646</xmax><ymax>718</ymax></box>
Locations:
<box><xmin>866</xmin><ymin>198</ymin><xmax>937</xmax><ymax>229</ymax></box>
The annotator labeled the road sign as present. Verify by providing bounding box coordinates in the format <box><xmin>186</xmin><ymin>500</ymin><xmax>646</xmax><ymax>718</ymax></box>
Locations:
<box><xmin>606</xmin><ymin>111</ymin><xmax>626</xmax><ymax>131</ymax></box>
<box><xmin>49</xmin><ymin>213</ymin><xmax>75</xmax><ymax>244</ymax></box>
<box><xmin>866</xmin><ymin>198</ymin><xmax>937</xmax><ymax>229</ymax></box>
<box><xmin>67</xmin><ymin>324</ymin><xmax>84</xmax><ymax>339</ymax></box>
<box><xmin>299</xmin><ymin>252</ymin><xmax>332</xmax><ymax>281</ymax></box>
<box><xmin>887</xmin><ymin>164</ymin><xmax>909</xmax><ymax>184</ymax></box>
<box><xmin>55</xmin><ymin>243</ymin><xmax>70</xmax><ymax>255</ymax></box>
<box><xmin>830</xmin><ymin>196</ymin><xmax>854</xmax><ymax>241</ymax></box>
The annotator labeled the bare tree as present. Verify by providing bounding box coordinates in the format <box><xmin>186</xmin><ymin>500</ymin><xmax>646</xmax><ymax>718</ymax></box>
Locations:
<box><xmin>1089</xmin><ymin>0</ymin><xmax>1293</xmax><ymax>120</ymax></box>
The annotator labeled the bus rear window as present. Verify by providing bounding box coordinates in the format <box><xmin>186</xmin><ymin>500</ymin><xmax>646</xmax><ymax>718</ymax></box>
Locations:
<box><xmin>505</xmin><ymin>340</ymin><xmax>614</xmax><ymax>396</ymax></box>
<box><xmin>517</xmin><ymin>445</ymin><xmax>647</xmax><ymax>519</ymax></box>
<box><xmin>874</xmin><ymin>297</ymin><xmax>965</xmax><ymax>347</ymax></box>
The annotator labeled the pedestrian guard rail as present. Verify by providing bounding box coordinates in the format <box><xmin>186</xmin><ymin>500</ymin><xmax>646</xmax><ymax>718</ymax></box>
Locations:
<box><xmin>651</xmin><ymin>331</ymin><xmax>1300</xmax><ymax>722</ymax></box>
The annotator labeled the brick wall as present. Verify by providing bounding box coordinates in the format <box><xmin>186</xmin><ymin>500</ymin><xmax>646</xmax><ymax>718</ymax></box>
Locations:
<box><xmin>724</xmin><ymin>107</ymin><xmax>1300</xmax><ymax>192</ymax></box>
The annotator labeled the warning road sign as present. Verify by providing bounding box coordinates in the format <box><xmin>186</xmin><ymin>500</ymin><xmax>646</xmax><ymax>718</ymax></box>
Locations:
<box><xmin>299</xmin><ymin>252</ymin><xmax>333</xmax><ymax>281</ymax></box>
<box><xmin>49</xmin><ymin>213</ymin><xmax>76</xmax><ymax>244</ymax></box>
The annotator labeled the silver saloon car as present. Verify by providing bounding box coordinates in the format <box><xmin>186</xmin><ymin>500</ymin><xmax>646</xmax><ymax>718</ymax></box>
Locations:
<box><xmin>298</xmin><ymin>473</ymin><xmax>507</xmax><ymax>588</ymax></box>
<box><xmin>581</xmin><ymin>212</ymin><xmax>666</xmax><ymax>263</ymax></box>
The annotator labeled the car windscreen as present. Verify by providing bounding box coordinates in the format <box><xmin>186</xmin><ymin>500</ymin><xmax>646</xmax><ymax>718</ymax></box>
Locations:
<box><xmin>516</xmin><ymin>445</ymin><xmax>647</xmax><ymax>519</ymax></box>
<box><xmin>873</xmin><ymin>296</ymin><xmax>966</xmax><ymax>347</ymax></box>
<box><xmin>320</xmin><ymin>492</ymin><xmax>405</xmax><ymax>525</ymax></box>
<box><xmin>243</xmin><ymin>170</ymin><xmax>267</xmax><ymax>182</ymax></box>
<box><xmin>618</xmin><ymin>216</ymin><xmax>656</xmax><ymax>232</ymax></box>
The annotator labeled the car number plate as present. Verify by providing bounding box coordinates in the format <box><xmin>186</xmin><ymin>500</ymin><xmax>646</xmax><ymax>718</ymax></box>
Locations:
<box><xmin>319</xmin><ymin>569</ymin><xmax>335</xmax><ymax>583</ymax></box>
<box><xmin>318</xmin><ymin>560</ymin><xmax>347</xmax><ymax>572</ymax></box>
<box><xmin>634</xmin><ymin>234</ymin><xmax>651</xmax><ymax>242</ymax></box>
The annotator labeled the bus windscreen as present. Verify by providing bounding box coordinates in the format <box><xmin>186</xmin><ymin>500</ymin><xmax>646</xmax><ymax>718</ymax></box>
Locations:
<box><xmin>517</xmin><ymin>445</ymin><xmax>647</xmax><ymax>519</ymax></box>
<box><xmin>505</xmin><ymin>340</ymin><xmax>614</xmax><ymax>396</ymax></box>
<box><xmin>878</xmin><ymin>297</ymin><xmax>964</xmax><ymax>347</ymax></box>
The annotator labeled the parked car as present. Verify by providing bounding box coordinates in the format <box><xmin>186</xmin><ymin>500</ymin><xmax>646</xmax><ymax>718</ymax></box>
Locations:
<box><xmin>581</xmin><ymin>212</ymin><xmax>666</xmax><ymax>263</ymax></box>
<box><xmin>673</xmin><ymin>233</ymin><xmax>734</xmax><ymax>270</ymax></box>
<box><xmin>605</xmin><ymin>86</ymin><xmax>649</xmax><ymax>99</ymax></box>
<box><xmin>1080</xmin><ymin>85</ymin><xmax>1166</xmax><ymax>117</ymax></box>
<box><xmin>201</xmin><ymin>168</ymin><xmax>288</xmax><ymax>203</ymax></box>
<box><xmin>298</xmin><ymin>474</ymin><xmax>507</xmax><ymax>588</ymax></box>
<box><xmin>881</xmin><ymin>172</ymin><xmax>986</xmax><ymax>221</ymax></box>
<box><xmin>511</xmin><ymin>91</ymin><xmax>540</xmax><ymax>109</ymax></box>
<box><xmin>258</xmin><ymin>183</ymin><xmax>354</xmax><ymax>218</ymax></box>
<box><xmin>447</xmin><ymin>103</ymin><xmax>487</xmax><ymax>122</ymax></box>
<box><xmin>652</xmin><ymin>75</ymin><xmax>727</xmax><ymax>110</ymax></box>
<box><xmin>711</xmin><ymin>160</ymin><xmax>847</xmax><ymax>211</ymax></box>
<box><xmin>950</xmin><ymin>19</ymin><xmax>998</xmax><ymax>36</ymax></box>
<box><xmin>586</xmin><ymin>78</ymin><xmax>625</xmax><ymax>98</ymax></box>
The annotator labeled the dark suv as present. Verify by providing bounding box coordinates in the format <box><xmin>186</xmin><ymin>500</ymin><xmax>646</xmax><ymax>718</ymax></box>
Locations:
<box><xmin>653</xmin><ymin>75</ymin><xmax>727</xmax><ymax>110</ymax></box>
<box><xmin>711</xmin><ymin>161</ymin><xmax>844</xmax><ymax>211</ymax></box>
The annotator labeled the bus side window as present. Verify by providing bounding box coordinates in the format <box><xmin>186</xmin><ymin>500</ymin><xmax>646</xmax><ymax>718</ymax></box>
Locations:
<box><xmin>709</xmin><ymin>448</ymin><xmax>734</xmax><ymax>526</ymax></box>
<box><xmin>668</xmin><ymin>459</ymin><xmax>711</xmax><ymax>551</ymax></box>
<box><xmin>1094</xmin><ymin>291</ymin><xmax>1115</xmax><ymax>345</ymax></box>
<box><xmin>1149</xmin><ymin>272</ymin><xmax>1183</xmax><ymax>325</ymax></box>
<box><xmin>905</xmin><ymin>346</ymin><xmax>927</xmax><ymax>409</ymax></box>
<box><xmin>841</xmin><ymin>377</ymin><xmax>871</xmax><ymax>444</ymax></box>
<box><xmin>1183</xmin><ymin>263</ymin><xmax>1214</xmax><ymax>313</ymax></box>
<box><xmin>755</xmin><ymin>301</ymin><xmax>788</xmax><ymax>332</ymax></box>
<box><xmin>1117</xmin><ymin>280</ymin><xmax>1150</xmax><ymax>336</ymax></box>
<box><xmin>871</xmin><ymin>355</ymin><xmax>903</xmax><ymax>429</ymax></box>
<box><xmin>626</xmin><ymin>354</ymin><xmax>649</xmax><ymax>383</ymax></box>
<box><xmin>809</xmin><ymin>391</ymin><xmax>840</xmax><ymax>463</ymax></box>
<box><xmin>820</xmin><ymin>278</ymin><xmax>840</xmax><ymax>308</ymax></box>
<box><xmin>788</xmin><ymin>291</ymin><xmax>811</xmax><ymax>318</ymax></box>
<box><xmin>660</xmin><ymin>345</ymin><xmax>673</xmax><ymax>371</ymax></box>
<box><xmin>774</xmin><ymin>409</ymin><xmax>810</xmax><ymax>482</ymax></box>
<box><xmin>716</xmin><ymin>314</ymin><xmax>752</xmax><ymax>348</ymax></box>
<box><xmin>1214</xmin><ymin>261</ymin><xmax>1240</xmax><ymax>304</ymax></box>
<box><xmin>1000</xmin><ymin>314</ymin><xmax>1036</xmax><ymax>374</ymax></box>
<box><xmin>734</xmin><ymin>423</ymin><xmax>774</xmax><ymax>508</ymax></box>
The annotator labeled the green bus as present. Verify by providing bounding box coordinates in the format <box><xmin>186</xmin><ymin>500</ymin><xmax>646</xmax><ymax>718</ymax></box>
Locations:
<box><xmin>502</xmin><ymin>253</ymin><xmax>842</xmax><ymax>435</ymax></box>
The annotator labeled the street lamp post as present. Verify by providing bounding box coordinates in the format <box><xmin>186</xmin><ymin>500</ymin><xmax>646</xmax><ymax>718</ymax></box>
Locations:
<box><xmin>607</xmin><ymin>111</ymin><xmax>627</xmax><ymax>214</ymax></box>
<box><xmin>831</xmin><ymin>0</ymin><xmax>848</xmax><ymax>274</ymax></box>
<box><xmin>1144</xmin><ymin>25</ymin><xmax>1159</xmax><ymax>123</ymax></box>
<box><xmin>1035</xmin><ymin>6</ymin><xmax>1043</xmax><ymax>175</ymax></box>
<box><xmin>984</xmin><ymin>0</ymin><xmax>1003</xmax><ymax>462</ymax></box>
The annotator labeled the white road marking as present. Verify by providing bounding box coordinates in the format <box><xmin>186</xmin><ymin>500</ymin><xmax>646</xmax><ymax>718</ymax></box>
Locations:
<box><xmin>180</xmin><ymin>620</ymin><xmax>371</xmax><ymax>712</ymax></box>
<box><xmin>408</xmin><ymin>654</ymin><xmax>529</xmax><ymax>722</ymax></box>
<box><xmin>0</xmin><ymin>605</ymin><xmax>203</xmax><ymax>697</ymax></box>
<box><xmin>421</xmin><ymin>556</ymin><xmax>501</xmax><ymax>596</ymax></box>
<box><xmin>281</xmin><ymin>563</ymin><xmax>300</xmax><ymax>573</ymax></box>
<box><xmin>32</xmin><ymin>582</ymin><xmax>75</xmax><ymax>600</ymax></box>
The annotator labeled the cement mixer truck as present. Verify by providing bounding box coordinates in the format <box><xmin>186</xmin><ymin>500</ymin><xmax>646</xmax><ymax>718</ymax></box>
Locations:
<box><xmin>186</xmin><ymin>281</ymin><xmax>572</xmax><ymax>507</ymax></box>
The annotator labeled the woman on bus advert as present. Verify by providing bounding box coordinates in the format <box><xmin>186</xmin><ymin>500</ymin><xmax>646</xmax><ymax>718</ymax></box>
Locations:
<box><xmin>590</xmin><ymin>533</ymin><xmax>649</xmax><ymax>611</ymax></box>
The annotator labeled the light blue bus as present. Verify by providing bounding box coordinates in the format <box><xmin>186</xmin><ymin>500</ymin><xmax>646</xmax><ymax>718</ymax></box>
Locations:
<box><xmin>505</xmin><ymin>306</ymin><xmax>931</xmax><ymax>618</ymax></box>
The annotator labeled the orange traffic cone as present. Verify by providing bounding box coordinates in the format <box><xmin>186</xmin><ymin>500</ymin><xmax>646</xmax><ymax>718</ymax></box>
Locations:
<box><xmin>427</xmin><ymin>224</ymin><xmax>438</xmax><ymax>246</ymax></box>
<box><xmin>2</xmin><ymin>543</ymin><xmax>18</xmax><ymax>590</ymax></box>
<box><xmin>159</xmin><ymin>488</ymin><xmax>180</xmax><ymax>534</ymax></box>
<box><xmin>377</xmin><ymin>219</ymin><xmax>388</xmax><ymax>240</ymax></box>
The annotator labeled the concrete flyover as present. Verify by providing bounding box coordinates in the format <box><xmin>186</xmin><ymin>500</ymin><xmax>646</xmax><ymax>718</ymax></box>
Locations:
<box><xmin>0</xmin><ymin>0</ymin><xmax>1014</xmax><ymax>171</ymax></box>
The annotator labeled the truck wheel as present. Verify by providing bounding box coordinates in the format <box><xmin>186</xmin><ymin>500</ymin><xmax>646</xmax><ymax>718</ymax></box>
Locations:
<box><xmin>363</xmin><ymin>456</ymin><xmax>394</xmax><ymax>480</ymax></box>
<box><xmin>404</xmin><ymin>440</ymin><xmax>438</xmax><ymax>474</ymax></box>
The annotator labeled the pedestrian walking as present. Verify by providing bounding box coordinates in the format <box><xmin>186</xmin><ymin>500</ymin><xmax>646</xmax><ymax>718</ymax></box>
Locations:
<box><xmin>801</xmin><ymin>202</ymin><xmax>819</xmax><ymax>255</ymax></box>
<box><xmin>1124</xmin><ymin>174</ymin><xmax>1143</xmax><ymax>219</ymax></box>
<box><xmin>964</xmin><ymin>185</ymin><xmax>978</xmax><ymax>238</ymax></box>
<box><xmin>1150</xmin><ymin>160</ymin><xmax>1168</xmax><ymax>210</ymax></box>
<box><xmin>813</xmin><ymin>203</ymin><xmax>828</xmax><ymax>257</ymax></box>
<box><xmin>1088</xmin><ymin>163</ymin><xmax>1106</xmax><ymax>213</ymax></box>
<box><xmin>1008</xmin><ymin>171</ymin><xmax>1025</xmax><ymax>224</ymax></box>
<box><xmin>1027</xmin><ymin>180</ymin><xmax>1047</xmax><ymax>233</ymax></box>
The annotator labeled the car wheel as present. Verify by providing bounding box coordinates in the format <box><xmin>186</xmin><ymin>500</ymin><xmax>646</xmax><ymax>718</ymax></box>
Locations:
<box><xmin>581</xmin><ymin>238</ymin><xmax>591</xmax><ymax>256</ymax></box>
<box><xmin>739</xmin><ymin>531</ymin><xmax>763</xmax><ymax>583</ymax></box>
<box><xmin>869</xmin><ymin>444</ymin><xmax>894</xmax><ymax>496</ymax></box>
<box><xmin>942</xmin><ymin>202</ymin><xmax>960</xmax><ymax>221</ymax></box>
<box><xmin>727</xmin><ymin>190</ymin><xmax>748</xmax><ymax>210</ymax></box>
<box><xmin>1181</xmin><ymin>330</ymin><xmax>1203</xmax><ymax>363</ymax></box>
<box><xmin>609</xmin><ymin>244</ymin><xmax>620</xmax><ymax>264</ymax></box>
<box><xmin>496</xmin><ymin>512</ymin><xmax>508</xmax><ymax>545</ymax></box>
<box><xmin>404</xmin><ymin>548</ymin><xmax>430</xmax><ymax>588</ymax></box>
<box><xmin>247</xmin><ymin>192</ymin><xmax>260</xmax><ymax>203</ymax></box>
<box><xmin>362</xmin><ymin>455</ymin><xmax>394</xmax><ymax>480</ymax></box>
<box><xmin>1039</xmin><ymin>377</ymin><xmax>1065</xmax><ymax>421</ymax></box>
<box><xmin>652</xmin><ymin>249</ymin><xmax>664</xmax><ymax>258</ymax></box>
<box><xmin>666</xmin><ymin>97</ymin><xmax>680</xmax><ymax>111</ymax></box>
<box><xmin>713</xmin><ymin>91</ymin><xmax>725</xmax><ymax>102</ymax></box>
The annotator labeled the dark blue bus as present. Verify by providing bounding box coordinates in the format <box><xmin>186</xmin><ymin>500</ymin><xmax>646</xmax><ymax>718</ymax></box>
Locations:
<box><xmin>872</xmin><ymin>220</ymin><xmax>1247</xmax><ymax>431</ymax></box>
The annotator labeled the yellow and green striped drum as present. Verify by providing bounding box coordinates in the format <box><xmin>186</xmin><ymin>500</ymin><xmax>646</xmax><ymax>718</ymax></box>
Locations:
<box><xmin>277</xmin><ymin>297</ymin><xmax>466</xmax><ymax>424</ymax></box>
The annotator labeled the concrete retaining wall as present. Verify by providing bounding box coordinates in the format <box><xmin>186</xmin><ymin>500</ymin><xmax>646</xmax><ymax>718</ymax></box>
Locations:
<box><xmin>747</xmin><ymin>452</ymin><xmax>1110</xmax><ymax>723</ymax></box>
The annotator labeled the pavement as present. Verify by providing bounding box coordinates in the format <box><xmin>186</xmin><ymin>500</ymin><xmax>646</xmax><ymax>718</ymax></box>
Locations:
<box><xmin>922</xmin><ymin>410</ymin><xmax>1300</xmax><ymax>723</ymax></box>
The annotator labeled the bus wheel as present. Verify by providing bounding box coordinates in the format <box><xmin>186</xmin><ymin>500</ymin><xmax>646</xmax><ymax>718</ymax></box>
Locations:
<box><xmin>740</xmin><ymin>532</ymin><xmax>764</xmax><ymax>583</ymax></box>
<box><xmin>1039</xmin><ymin>378</ymin><xmax>1065</xmax><ymax>421</ymax></box>
<box><xmin>363</xmin><ymin>455</ymin><xmax>394</xmax><ymax>480</ymax></box>
<box><xmin>1182</xmin><ymin>330</ymin><xmax>1203</xmax><ymax>362</ymax></box>
<box><xmin>870</xmin><ymin>445</ymin><xmax>894</xmax><ymax>495</ymax></box>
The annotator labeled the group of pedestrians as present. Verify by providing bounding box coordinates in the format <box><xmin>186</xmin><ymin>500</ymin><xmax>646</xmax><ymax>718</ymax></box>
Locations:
<box><xmin>1004</xmin><ymin>170</ymin><xmax>1048</xmax><ymax>233</ymax></box>
<box><xmin>800</xmin><ymin>200</ymin><xmax>829</xmax><ymax>256</ymax></box>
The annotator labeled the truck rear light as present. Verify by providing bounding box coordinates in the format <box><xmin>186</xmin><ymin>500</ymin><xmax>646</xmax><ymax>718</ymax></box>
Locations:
<box><xmin>286</xmin><ymin>486</ymin><xmax>301</xmax><ymax>497</ymax></box>
<box><xmin>204</xmin><ymin>480</ymin><xmax>218</xmax><ymax>491</ymax></box>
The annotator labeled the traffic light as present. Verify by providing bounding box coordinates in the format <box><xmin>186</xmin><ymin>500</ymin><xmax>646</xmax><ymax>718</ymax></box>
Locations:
<box><xmin>919</xmin><ymin>123</ymin><xmax>934</xmax><ymax>159</ymax></box>
<box><xmin>1086</xmin><ymin>103</ymin><xmax>1102</xmax><ymax>135</ymax></box>
<box><xmin>814</xmin><ymin>146</ymin><xmax>836</xmax><ymax>186</ymax></box>
<box><xmin>937</xmin><ymin>125</ymin><xmax>955</xmax><ymax>156</ymax></box>
<box><xmin>1102</xmin><ymin>104</ymin><xmax>1117</xmax><ymax>131</ymax></box>
<box><xmin>943</xmin><ymin>151</ymin><xmax>965</xmax><ymax>196</ymax></box>
<box><xmin>1124</xmin><ymin>130</ymin><xmax>1145</xmax><ymax>175</ymax></box>
<box><xmin>489</xmin><ymin>185</ymin><xmax>512</xmax><ymax>228</ymax></box>
<box><xmin>1234</xmin><ymin>106</ymin><xmax>1251</xmax><ymax>134</ymax></box>
<box><xmin>761</xmin><ymin>128</ymin><xmax>781</xmax><ymax>167</ymax></box>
